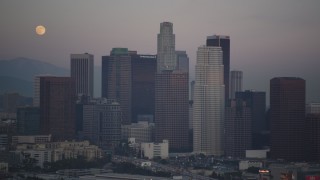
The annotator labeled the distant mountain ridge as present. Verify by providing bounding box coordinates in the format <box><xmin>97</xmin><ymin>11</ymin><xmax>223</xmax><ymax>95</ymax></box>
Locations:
<box><xmin>0</xmin><ymin>57</ymin><xmax>101</xmax><ymax>97</ymax></box>
<box><xmin>0</xmin><ymin>57</ymin><xmax>69</xmax><ymax>81</ymax></box>
<box><xmin>0</xmin><ymin>57</ymin><xmax>69</xmax><ymax>97</ymax></box>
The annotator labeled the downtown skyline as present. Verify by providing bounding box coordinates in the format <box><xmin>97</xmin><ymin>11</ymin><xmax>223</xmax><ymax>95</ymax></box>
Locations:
<box><xmin>1</xmin><ymin>0</ymin><xmax>320</xmax><ymax>103</ymax></box>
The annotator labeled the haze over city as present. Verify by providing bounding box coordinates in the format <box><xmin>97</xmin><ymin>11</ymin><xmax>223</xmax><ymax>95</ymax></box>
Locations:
<box><xmin>1</xmin><ymin>0</ymin><xmax>320</xmax><ymax>102</ymax></box>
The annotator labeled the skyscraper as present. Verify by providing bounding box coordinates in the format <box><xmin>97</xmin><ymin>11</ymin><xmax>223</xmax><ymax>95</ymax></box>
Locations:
<box><xmin>40</xmin><ymin>76</ymin><xmax>76</xmax><ymax>141</ymax></box>
<box><xmin>175</xmin><ymin>51</ymin><xmax>189</xmax><ymax>73</ymax></box>
<box><xmin>270</xmin><ymin>77</ymin><xmax>305</xmax><ymax>161</ymax></box>
<box><xmin>236</xmin><ymin>90</ymin><xmax>267</xmax><ymax>149</ymax></box>
<box><xmin>155</xmin><ymin>22</ymin><xmax>189</xmax><ymax>152</ymax></box>
<box><xmin>101</xmin><ymin>48</ymin><xmax>132</xmax><ymax>125</ymax></box>
<box><xmin>71</xmin><ymin>53</ymin><xmax>94</xmax><ymax>97</ymax></box>
<box><xmin>155</xmin><ymin>72</ymin><xmax>189</xmax><ymax>151</ymax></box>
<box><xmin>83</xmin><ymin>98</ymin><xmax>121</xmax><ymax>151</ymax></box>
<box><xmin>157</xmin><ymin>22</ymin><xmax>176</xmax><ymax>72</ymax></box>
<box><xmin>206</xmin><ymin>35</ymin><xmax>230</xmax><ymax>102</ymax></box>
<box><xmin>229</xmin><ymin>70</ymin><xmax>243</xmax><ymax>99</ymax></box>
<box><xmin>130</xmin><ymin>53</ymin><xmax>157</xmax><ymax>123</ymax></box>
<box><xmin>225</xmin><ymin>100</ymin><xmax>252</xmax><ymax>158</ymax></box>
<box><xmin>193</xmin><ymin>46</ymin><xmax>225</xmax><ymax>155</ymax></box>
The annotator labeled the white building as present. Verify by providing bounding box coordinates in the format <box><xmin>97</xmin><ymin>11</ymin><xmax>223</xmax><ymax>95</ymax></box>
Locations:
<box><xmin>17</xmin><ymin>149</ymin><xmax>52</xmax><ymax>168</ymax></box>
<box><xmin>229</xmin><ymin>70</ymin><xmax>243</xmax><ymax>99</ymax></box>
<box><xmin>121</xmin><ymin>121</ymin><xmax>154</xmax><ymax>144</ymax></box>
<box><xmin>12</xmin><ymin>135</ymin><xmax>51</xmax><ymax>145</ymax></box>
<box><xmin>239</xmin><ymin>160</ymin><xmax>263</xmax><ymax>170</ymax></box>
<box><xmin>141</xmin><ymin>140</ymin><xmax>169</xmax><ymax>159</ymax></box>
<box><xmin>71</xmin><ymin>53</ymin><xmax>94</xmax><ymax>97</ymax></box>
<box><xmin>157</xmin><ymin>22</ymin><xmax>176</xmax><ymax>72</ymax></box>
<box><xmin>193</xmin><ymin>46</ymin><xmax>225</xmax><ymax>156</ymax></box>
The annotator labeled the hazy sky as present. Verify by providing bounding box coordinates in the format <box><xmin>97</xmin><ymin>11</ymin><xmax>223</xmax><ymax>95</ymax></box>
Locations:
<box><xmin>1</xmin><ymin>0</ymin><xmax>320</xmax><ymax>103</ymax></box>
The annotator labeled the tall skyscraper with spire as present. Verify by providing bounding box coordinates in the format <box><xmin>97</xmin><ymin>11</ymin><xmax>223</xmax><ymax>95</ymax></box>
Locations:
<box><xmin>155</xmin><ymin>22</ymin><xmax>189</xmax><ymax>152</ymax></box>
<box><xmin>193</xmin><ymin>46</ymin><xmax>225</xmax><ymax>155</ymax></box>
<box><xmin>157</xmin><ymin>22</ymin><xmax>176</xmax><ymax>72</ymax></box>
<box><xmin>70</xmin><ymin>53</ymin><xmax>94</xmax><ymax>97</ymax></box>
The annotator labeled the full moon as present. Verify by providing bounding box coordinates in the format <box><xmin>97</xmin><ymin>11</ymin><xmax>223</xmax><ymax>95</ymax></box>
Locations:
<box><xmin>35</xmin><ymin>25</ymin><xmax>46</xmax><ymax>35</ymax></box>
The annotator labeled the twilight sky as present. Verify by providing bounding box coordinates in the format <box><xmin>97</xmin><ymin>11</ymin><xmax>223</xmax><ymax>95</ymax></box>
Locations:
<box><xmin>1</xmin><ymin>0</ymin><xmax>320</xmax><ymax>103</ymax></box>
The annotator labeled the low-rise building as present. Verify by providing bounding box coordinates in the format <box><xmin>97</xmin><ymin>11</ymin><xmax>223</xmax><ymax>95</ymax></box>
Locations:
<box><xmin>122</xmin><ymin>121</ymin><xmax>154</xmax><ymax>144</ymax></box>
<box><xmin>239</xmin><ymin>160</ymin><xmax>263</xmax><ymax>170</ymax></box>
<box><xmin>141</xmin><ymin>140</ymin><xmax>169</xmax><ymax>159</ymax></box>
<box><xmin>12</xmin><ymin>134</ymin><xmax>52</xmax><ymax>145</ymax></box>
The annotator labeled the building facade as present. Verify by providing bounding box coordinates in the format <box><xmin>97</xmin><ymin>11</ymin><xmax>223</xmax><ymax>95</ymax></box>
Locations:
<box><xmin>206</xmin><ymin>35</ymin><xmax>230</xmax><ymax>102</ymax></box>
<box><xmin>17</xmin><ymin>107</ymin><xmax>40</xmax><ymax>135</ymax></box>
<box><xmin>235</xmin><ymin>90</ymin><xmax>267</xmax><ymax>149</ymax></box>
<box><xmin>83</xmin><ymin>98</ymin><xmax>122</xmax><ymax>151</ymax></box>
<box><xmin>305</xmin><ymin>110</ymin><xmax>320</xmax><ymax>162</ymax></box>
<box><xmin>121</xmin><ymin>121</ymin><xmax>154</xmax><ymax>144</ymax></box>
<box><xmin>70</xmin><ymin>53</ymin><xmax>94</xmax><ymax>97</ymax></box>
<box><xmin>193</xmin><ymin>46</ymin><xmax>225</xmax><ymax>156</ymax></box>
<box><xmin>175</xmin><ymin>50</ymin><xmax>189</xmax><ymax>73</ymax></box>
<box><xmin>131</xmin><ymin>53</ymin><xmax>156</xmax><ymax>123</ymax></box>
<box><xmin>101</xmin><ymin>48</ymin><xmax>132</xmax><ymax>125</ymax></box>
<box><xmin>39</xmin><ymin>76</ymin><xmax>76</xmax><ymax>141</ymax></box>
<box><xmin>157</xmin><ymin>22</ymin><xmax>176</xmax><ymax>72</ymax></box>
<box><xmin>141</xmin><ymin>140</ymin><xmax>169</xmax><ymax>159</ymax></box>
<box><xmin>155</xmin><ymin>72</ymin><xmax>189</xmax><ymax>152</ymax></box>
<box><xmin>229</xmin><ymin>70</ymin><xmax>243</xmax><ymax>99</ymax></box>
<box><xmin>225</xmin><ymin>100</ymin><xmax>252</xmax><ymax>158</ymax></box>
<box><xmin>270</xmin><ymin>77</ymin><xmax>305</xmax><ymax>161</ymax></box>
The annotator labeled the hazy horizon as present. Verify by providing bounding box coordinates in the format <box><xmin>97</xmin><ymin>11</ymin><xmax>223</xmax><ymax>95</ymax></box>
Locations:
<box><xmin>1</xmin><ymin>0</ymin><xmax>320</xmax><ymax>103</ymax></box>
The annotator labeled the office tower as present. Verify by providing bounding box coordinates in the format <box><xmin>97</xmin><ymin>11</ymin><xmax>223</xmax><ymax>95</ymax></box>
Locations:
<box><xmin>75</xmin><ymin>95</ymin><xmax>90</xmax><ymax>139</ymax></box>
<box><xmin>225</xmin><ymin>100</ymin><xmax>252</xmax><ymax>158</ymax></box>
<box><xmin>236</xmin><ymin>90</ymin><xmax>267</xmax><ymax>149</ymax></box>
<box><xmin>270</xmin><ymin>77</ymin><xmax>305</xmax><ymax>161</ymax></box>
<box><xmin>70</xmin><ymin>53</ymin><xmax>94</xmax><ymax>97</ymax></box>
<box><xmin>155</xmin><ymin>72</ymin><xmax>189</xmax><ymax>152</ymax></box>
<box><xmin>17</xmin><ymin>107</ymin><xmax>40</xmax><ymax>135</ymax></box>
<box><xmin>305</xmin><ymin>108</ymin><xmax>320</xmax><ymax>162</ymax></box>
<box><xmin>130</xmin><ymin>53</ymin><xmax>157</xmax><ymax>123</ymax></box>
<box><xmin>83</xmin><ymin>98</ymin><xmax>121</xmax><ymax>151</ymax></box>
<box><xmin>157</xmin><ymin>22</ymin><xmax>176</xmax><ymax>72</ymax></box>
<box><xmin>101</xmin><ymin>48</ymin><xmax>132</xmax><ymax>125</ymax></box>
<box><xmin>175</xmin><ymin>51</ymin><xmax>189</xmax><ymax>73</ymax></box>
<box><xmin>155</xmin><ymin>22</ymin><xmax>189</xmax><ymax>152</ymax></box>
<box><xmin>40</xmin><ymin>76</ymin><xmax>76</xmax><ymax>141</ymax></box>
<box><xmin>206</xmin><ymin>35</ymin><xmax>230</xmax><ymax>102</ymax></box>
<box><xmin>229</xmin><ymin>70</ymin><xmax>243</xmax><ymax>99</ymax></box>
<box><xmin>193</xmin><ymin>46</ymin><xmax>225</xmax><ymax>155</ymax></box>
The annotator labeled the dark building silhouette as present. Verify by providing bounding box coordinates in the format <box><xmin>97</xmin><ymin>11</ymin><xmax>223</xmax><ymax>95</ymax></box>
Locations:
<box><xmin>236</xmin><ymin>90</ymin><xmax>267</xmax><ymax>149</ymax></box>
<box><xmin>225</xmin><ymin>100</ymin><xmax>252</xmax><ymax>158</ymax></box>
<box><xmin>40</xmin><ymin>76</ymin><xmax>76</xmax><ymax>141</ymax></box>
<box><xmin>305</xmin><ymin>104</ymin><xmax>320</xmax><ymax>162</ymax></box>
<box><xmin>101</xmin><ymin>48</ymin><xmax>132</xmax><ymax>125</ymax></box>
<box><xmin>270</xmin><ymin>77</ymin><xmax>305</xmax><ymax>161</ymax></box>
<box><xmin>17</xmin><ymin>107</ymin><xmax>40</xmax><ymax>135</ymax></box>
<box><xmin>130</xmin><ymin>53</ymin><xmax>157</xmax><ymax>123</ymax></box>
<box><xmin>155</xmin><ymin>72</ymin><xmax>189</xmax><ymax>152</ymax></box>
<box><xmin>206</xmin><ymin>35</ymin><xmax>230</xmax><ymax>102</ymax></box>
